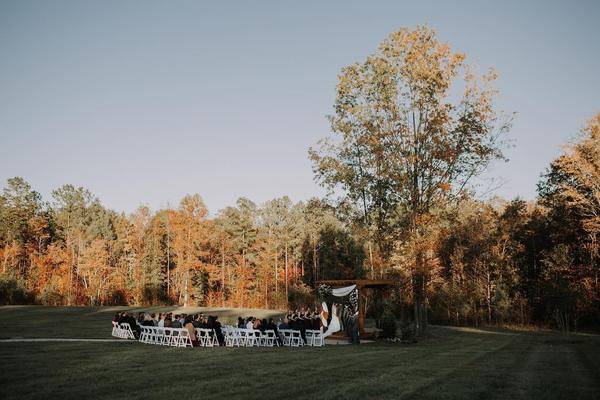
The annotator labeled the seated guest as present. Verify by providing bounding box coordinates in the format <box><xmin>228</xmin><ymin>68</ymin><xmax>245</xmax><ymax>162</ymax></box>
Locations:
<box><xmin>208</xmin><ymin>315</ymin><xmax>224</xmax><ymax>346</ymax></box>
<box><xmin>259</xmin><ymin>318</ymin><xmax>268</xmax><ymax>332</ymax></box>
<box><xmin>278</xmin><ymin>317</ymin><xmax>289</xmax><ymax>330</ymax></box>
<box><xmin>118</xmin><ymin>312</ymin><xmax>140</xmax><ymax>338</ymax></box>
<box><xmin>312</xmin><ymin>312</ymin><xmax>321</xmax><ymax>330</ymax></box>
<box><xmin>137</xmin><ymin>312</ymin><xmax>145</xmax><ymax>326</ymax></box>
<box><xmin>157</xmin><ymin>313</ymin><xmax>166</xmax><ymax>328</ymax></box>
<box><xmin>267</xmin><ymin>318</ymin><xmax>278</xmax><ymax>332</ymax></box>
<box><xmin>164</xmin><ymin>316</ymin><xmax>173</xmax><ymax>328</ymax></box>
<box><xmin>112</xmin><ymin>313</ymin><xmax>120</xmax><ymax>323</ymax></box>
<box><xmin>172</xmin><ymin>315</ymin><xmax>182</xmax><ymax>328</ymax></box>
<box><xmin>237</xmin><ymin>317</ymin><xmax>245</xmax><ymax>329</ymax></box>
<box><xmin>288</xmin><ymin>314</ymin><xmax>297</xmax><ymax>330</ymax></box>
<box><xmin>179</xmin><ymin>314</ymin><xmax>186</xmax><ymax>326</ymax></box>
<box><xmin>150</xmin><ymin>313</ymin><xmax>157</xmax><ymax>326</ymax></box>
<box><xmin>142</xmin><ymin>313</ymin><xmax>154</xmax><ymax>326</ymax></box>
<box><xmin>192</xmin><ymin>314</ymin><xmax>201</xmax><ymax>328</ymax></box>
<box><xmin>118</xmin><ymin>312</ymin><xmax>134</xmax><ymax>326</ymax></box>
<box><xmin>184</xmin><ymin>316</ymin><xmax>198</xmax><ymax>346</ymax></box>
<box><xmin>253</xmin><ymin>318</ymin><xmax>262</xmax><ymax>330</ymax></box>
<box><xmin>246</xmin><ymin>317</ymin><xmax>255</xmax><ymax>330</ymax></box>
<box><xmin>200</xmin><ymin>316</ymin><xmax>209</xmax><ymax>329</ymax></box>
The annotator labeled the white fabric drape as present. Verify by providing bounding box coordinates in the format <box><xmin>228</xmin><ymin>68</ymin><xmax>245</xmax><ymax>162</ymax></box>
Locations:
<box><xmin>331</xmin><ymin>284</ymin><xmax>356</xmax><ymax>297</ymax></box>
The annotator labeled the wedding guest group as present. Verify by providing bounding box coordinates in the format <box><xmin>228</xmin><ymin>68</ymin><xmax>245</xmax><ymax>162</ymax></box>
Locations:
<box><xmin>112</xmin><ymin>307</ymin><xmax>327</xmax><ymax>346</ymax></box>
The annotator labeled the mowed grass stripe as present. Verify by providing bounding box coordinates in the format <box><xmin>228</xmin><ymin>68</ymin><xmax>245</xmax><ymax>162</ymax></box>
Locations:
<box><xmin>2</xmin><ymin>335</ymin><xmax>513</xmax><ymax>399</ymax></box>
<box><xmin>331</xmin><ymin>335</ymin><xmax>515</xmax><ymax>399</ymax></box>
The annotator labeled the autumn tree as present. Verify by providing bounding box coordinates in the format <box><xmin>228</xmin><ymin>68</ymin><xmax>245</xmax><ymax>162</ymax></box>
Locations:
<box><xmin>310</xmin><ymin>26</ymin><xmax>511</xmax><ymax>334</ymax></box>
<box><xmin>170</xmin><ymin>194</ymin><xmax>210</xmax><ymax>307</ymax></box>
<box><xmin>78</xmin><ymin>238</ymin><xmax>111</xmax><ymax>305</ymax></box>
<box><xmin>300</xmin><ymin>198</ymin><xmax>341</xmax><ymax>285</ymax></box>
<box><xmin>434</xmin><ymin>200</ymin><xmax>519</xmax><ymax>325</ymax></box>
<box><xmin>0</xmin><ymin>177</ymin><xmax>46</xmax><ymax>277</ymax></box>
<box><xmin>219</xmin><ymin>198</ymin><xmax>258</xmax><ymax>306</ymax></box>
<box><xmin>1</xmin><ymin>109</ymin><xmax>596</xmax><ymax>334</ymax></box>
<box><xmin>51</xmin><ymin>184</ymin><xmax>115</xmax><ymax>305</ymax></box>
<box><xmin>537</xmin><ymin>112</ymin><xmax>600</xmax><ymax>329</ymax></box>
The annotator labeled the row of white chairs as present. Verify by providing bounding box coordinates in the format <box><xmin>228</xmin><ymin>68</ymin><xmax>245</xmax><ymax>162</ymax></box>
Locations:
<box><xmin>278</xmin><ymin>329</ymin><xmax>303</xmax><ymax>346</ymax></box>
<box><xmin>278</xmin><ymin>329</ymin><xmax>324</xmax><ymax>347</ymax></box>
<box><xmin>138</xmin><ymin>325</ymin><xmax>194</xmax><ymax>348</ymax></box>
<box><xmin>194</xmin><ymin>328</ymin><xmax>220</xmax><ymax>347</ymax></box>
<box><xmin>222</xmin><ymin>326</ymin><xmax>325</xmax><ymax>347</ymax></box>
<box><xmin>112</xmin><ymin>321</ymin><xmax>135</xmax><ymax>339</ymax></box>
<box><xmin>305</xmin><ymin>329</ymin><xmax>325</xmax><ymax>346</ymax></box>
<box><xmin>112</xmin><ymin>322</ymin><xmax>324</xmax><ymax>348</ymax></box>
<box><xmin>222</xmin><ymin>326</ymin><xmax>278</xmax><ymax>347</ymax></box>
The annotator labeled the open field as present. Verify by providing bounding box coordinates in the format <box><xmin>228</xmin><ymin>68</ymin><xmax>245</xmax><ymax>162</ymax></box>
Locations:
<box><xmin>0</xmin><ymin>307</ymin><xmax>598</xmax><ymax>400</ymax></box>
<box><xmin>0</xmin><ymin>305</ymin><xmax>283</xmax><ymax>339</ymax></box>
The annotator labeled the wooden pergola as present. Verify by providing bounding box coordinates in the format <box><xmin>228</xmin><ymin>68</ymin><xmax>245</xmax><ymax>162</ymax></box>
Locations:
<box><xmin>317</xmin><ymin>279</ymin><xmax>397</xmax><ymax>336</ymax></box>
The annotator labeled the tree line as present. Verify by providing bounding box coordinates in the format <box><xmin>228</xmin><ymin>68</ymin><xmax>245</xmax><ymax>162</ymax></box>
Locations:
<box><xmin>1</xmin><ymin>26</ymin><xmax>597</xmax><ymax>331</ymax></box>
<box><xmin>0</xmin><ymin>183</ymin><xmax>365</xmax><ymax>310</ymax></box>
<box><xmin>308</xmin><ymin>26</ymin><xmax>598</xmax><ymax>332</ymax></box>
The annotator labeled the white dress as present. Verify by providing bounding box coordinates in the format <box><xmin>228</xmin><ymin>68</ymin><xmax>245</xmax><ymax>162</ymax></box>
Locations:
<box><xmin>322</xmin><ymin>303</ymin><xmax>341</xmax><ymax>338</ymax></box>
<box><xmin>320</xmin><ymin>302</ymin><xmax>329</xmax><ymax>328</ymax></box>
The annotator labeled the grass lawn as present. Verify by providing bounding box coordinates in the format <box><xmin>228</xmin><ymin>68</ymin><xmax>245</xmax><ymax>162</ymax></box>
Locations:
<box><xmin>0</xmin><ymin>306</ymin><xmax>598</xmax><ymax>400</ymax></box>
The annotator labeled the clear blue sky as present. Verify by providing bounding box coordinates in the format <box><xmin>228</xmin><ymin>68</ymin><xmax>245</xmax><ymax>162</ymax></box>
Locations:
<box><xmin>1</xmin><ymin>0</ymin><xmax>599</xmax><ymax>214</ymax></box>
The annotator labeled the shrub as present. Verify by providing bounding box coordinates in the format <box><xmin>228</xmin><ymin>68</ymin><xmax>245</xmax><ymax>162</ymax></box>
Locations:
<box><xmin>399</xmin><ymin>319</ymin><xmax>417</xmax><ymax>342</ymax></box>
<box><xmin>0</xmin><ymin>274</ymin><xmax>29</xmax><ymax>305</ymax></box>
<box><xmin>379</xmin><ymin>306</ymin><xmax>397</xmax><ymax>339</ymax></box>
<box><xmin>37</xmin><ymin>286</ymin><xmax>63</xmax><ymax>306</ymax></box>
<box><xmin>107</xmin><ymin>289</ymin><xmax>128</xmax><ymax>306</ymax></box>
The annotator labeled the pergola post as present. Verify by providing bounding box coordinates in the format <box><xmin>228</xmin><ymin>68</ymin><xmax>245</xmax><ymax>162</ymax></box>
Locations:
<box><xmin>357</xmin><ymin>284</ymin><xmax>366</xmax><ymax>335</ymax></box>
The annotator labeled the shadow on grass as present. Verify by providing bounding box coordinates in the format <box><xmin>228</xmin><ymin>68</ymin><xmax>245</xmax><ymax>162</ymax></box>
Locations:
<box><xmin>0</xmin><ymin>305</ymin><xmax>284</xmax><ymax>339</ymax></box>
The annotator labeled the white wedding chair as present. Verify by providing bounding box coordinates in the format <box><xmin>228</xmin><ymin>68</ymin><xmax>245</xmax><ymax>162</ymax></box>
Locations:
<box><xmin>261</xmin><ymin>330</ymin><xmax>277</xmax><ymax>347</ymax></box>
<box><xmin>119</xmin><ymin>323</ymin><xmax>136</xmax><ymax>340</ymax></box>
<box><xmin>176</xmin><ymin>329</ymin><xmax>193</xmax><ymax>348</ymax></box>
<box><xmin>306</xmin><ymin>329</ymin><xmax>324</xmax><ymax>346</ymax></box>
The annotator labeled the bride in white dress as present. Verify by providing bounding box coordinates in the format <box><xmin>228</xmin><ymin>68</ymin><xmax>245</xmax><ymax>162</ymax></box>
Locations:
<box><xmin>322</xmin><ymin>303</ymin><xmax>341</xmax><ymax>338</ymax></box>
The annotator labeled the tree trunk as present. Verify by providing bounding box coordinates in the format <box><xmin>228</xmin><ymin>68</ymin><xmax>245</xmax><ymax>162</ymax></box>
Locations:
<box><xmin>312</xmin><ymin>241</ymin><xmax>318</xmax><ymax>285</ymax></box>
<box><xmin>183</xmin><ymin>271</ymin><xmax>189</xmax><ymax>307</ymax></box>
<box><xmin>486</xmin><ymin>268</ymin><xmax>492</xmax><ymax>325</ymax></box>
<box><xmin>285</xmin><ymin>243</ymin><xmax>289</xmax><ymax>302</ymax></box>
<box><xmin>242</xmin><ymin>249</ymin><xmax>246</xmax><ymax>307</ymax></box>
<box><xmin>69</xmin><ymin>241</ymin><xmax>75</xmax><ymax>306</ymax></box>
<box><xmin>414</xmin><ymin>294</ymin><xmax>421</xmax><ymax>335</ymax></box>
<box><xmin>265</xmin><ymin>279</ymin><xmax>268</xmax><ymax>309</ymax></box>
<box><xmin>221</xmin><ymin>241</ymin><xmax>226</xmax><ymax>307</ymax></box>
<box><xmin>2</xmin><ymin>246</ymin><xmax>9</xmax><ymax>274</ymax></box>
<box><xmin>274</xmin><ymin>246</ymin><xmax>278</xmax><ymax>293</ymax></box>
<box><xmin>166</xmin><ymin>219</ymin><xmax>170</xmax><ymax>302</ymax></box>
<box><xmin>368</xmin><ymin>241</ymin><xmax>374</xmax><ymax>278</ymax></box>
<box><xmin>413</xmin><ymin>246</ymin><xmax>428</xmax><ymax>336</ymax></box>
